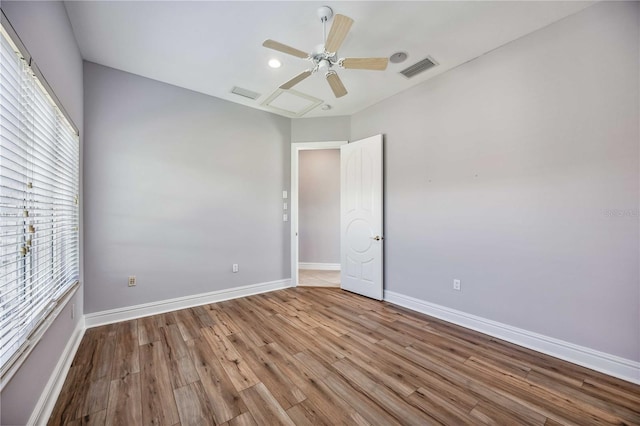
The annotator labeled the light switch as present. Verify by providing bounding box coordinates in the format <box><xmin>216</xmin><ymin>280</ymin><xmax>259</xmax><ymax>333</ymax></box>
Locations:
<box><xmin>283</xmin><ymin>202</ymin><xmax>288</xmax><ymax>210</ymax></box>
<box><xmin>282</xmin><ymin>190</ymin><xmax>288</xmax><ymax>199</ymax></box>
<box><xmin>283</xmin><ymin>214</ymin><xmax>288</xmax><ymax>222</ymax></box>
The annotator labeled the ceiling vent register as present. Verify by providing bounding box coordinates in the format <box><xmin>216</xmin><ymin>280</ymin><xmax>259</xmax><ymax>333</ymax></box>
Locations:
<box><xmin>231</xmin><ymin>86</ymin><xmax>261</xmax><ymax>100</ymax></box>
<box><xmin>400</xmin><ymin>56</ymin><xmax>438</xmax><ymax>79</ymax></box>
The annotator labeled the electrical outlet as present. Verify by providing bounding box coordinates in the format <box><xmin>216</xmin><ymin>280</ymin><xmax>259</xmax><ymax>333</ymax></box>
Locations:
<box><xmin>453</xmin><ymin>279</ymin><xmax>461</xmax><ymax>291</ymax></box>
<box><xmin>128</xmin><ymin>276</ymin><xmax>136</xmax><ymax>287</ymax></box>
<box><xmin>232</xmin><ymin>264</ymin><xmax>239</xmax><ymax>273</ymax></box>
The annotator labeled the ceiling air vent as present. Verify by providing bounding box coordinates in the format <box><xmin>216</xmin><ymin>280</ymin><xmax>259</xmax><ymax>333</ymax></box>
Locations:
<box><xmin>231</xmin><ymin>86</ymin><xmax>261</xmax><ymax>100</ymax></box>
<box><xmin>399</xmin><ymin>56</ymin><xmax>438</xmax><ymax>79</ymax></box>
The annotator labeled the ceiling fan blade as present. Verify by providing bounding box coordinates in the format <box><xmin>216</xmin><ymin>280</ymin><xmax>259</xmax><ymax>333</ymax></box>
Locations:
<box><xmin>263</xmin><ymin>39</ymin><xmax>309</xmax><ymax>59</ymax></box>
<box><xmin>341</xmin><ymin>57</ymin><xmax>389</xmax><ymax>71</ymax></box>
<box><xmin>326</xmin><ymin>71</ymin><xmax>347</xmax><ymax>98</ymax></box>
<box><xmin>325</xmin><ymin>14</ymin><xmax>354</xmax><ymax>53</ymax></box>
<box><xmin>280</xmin><ymin>70</ymin><xmax>313</xmax><ymax>90</ymax></box>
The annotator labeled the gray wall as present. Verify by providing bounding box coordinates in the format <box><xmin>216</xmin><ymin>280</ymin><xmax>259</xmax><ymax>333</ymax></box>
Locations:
<box><xmin>291</xmin><ymin>116</ymin><xmax>350</xmax><ymax>142</ymax></box>
<box><xmin>83</xmin><ymin>62</ymin><xmax>291</xmax><ymax>313</ymax></box>
<box><xmin>1</xmin><ymin>7</ymin><xmax>637</xmax><ymax>424</ymax></box>
<box><xmin>299</xmin><ymin>150</ymin><xmax>341</xmax><ymax>264</ymax></box>
<box><xmin>0</xmin><ymin>2</ymin><xmax>84</xmax><ymax>425</ymax></box>
<box><xmin>351</xmin><ymin>1</ymin><xmax>640</xmax><ymax>361</ymax></box>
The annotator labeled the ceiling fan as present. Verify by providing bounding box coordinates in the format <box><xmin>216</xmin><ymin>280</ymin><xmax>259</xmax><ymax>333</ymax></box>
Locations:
<box><xmin>262</xmin><ymin>6</ymin><xmax>388</xmax><ymax>98</ymax></box>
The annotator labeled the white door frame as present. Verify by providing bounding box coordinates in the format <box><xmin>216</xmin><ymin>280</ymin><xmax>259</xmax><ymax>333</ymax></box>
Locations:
<box><xmin>291</xmin><ymin>141</ymin><xmax>348</xmax><ymax>286</ymax></box>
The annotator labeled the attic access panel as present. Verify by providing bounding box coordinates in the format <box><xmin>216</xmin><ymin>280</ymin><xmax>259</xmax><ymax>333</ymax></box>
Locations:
<box><xmin>261</xmin><ymin>89</ymin><xmax>323</xmax><ymax>117</ymax></box>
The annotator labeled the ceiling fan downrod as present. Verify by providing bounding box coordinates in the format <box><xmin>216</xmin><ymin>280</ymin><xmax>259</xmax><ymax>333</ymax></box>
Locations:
<box><xmin>317</xmin><ymin>6</ymin><xmax>333</xmax><ymax>45</ymax></box>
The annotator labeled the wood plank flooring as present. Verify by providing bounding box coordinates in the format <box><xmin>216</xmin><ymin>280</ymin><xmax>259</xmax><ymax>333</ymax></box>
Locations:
<box><xmin>297</xmin><ymin>270</ymin><xmax>340</xmax><ymax>287</ymax></box>
<box><xmin>49</xmin><ymin>288</ymin><xmax>640</xmax><ymax>426</ymax></box>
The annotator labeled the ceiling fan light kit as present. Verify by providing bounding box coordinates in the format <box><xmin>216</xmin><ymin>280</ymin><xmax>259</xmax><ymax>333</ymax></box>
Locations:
<box><xmin>317</xmin><ymin>59</ymin><xmax>331</xmax><ymax>75</ymax></box>
<box><xmin>262</xmin><ymin>5</ymin><xmax>389</xmax><ymax>99</ymax></box>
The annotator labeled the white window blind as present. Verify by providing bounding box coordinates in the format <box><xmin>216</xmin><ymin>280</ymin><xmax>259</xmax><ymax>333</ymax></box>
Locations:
<box><xmin>0</xmin><ymin>22</ymin><xmax>79</xmax><ymax>377</ymax></box>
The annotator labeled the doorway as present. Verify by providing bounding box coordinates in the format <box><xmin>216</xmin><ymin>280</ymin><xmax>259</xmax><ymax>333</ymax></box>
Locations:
<box><xmin>290</xmin><ymin>141</ymin><xmax>347</xmax><ymax>287</ymax></box>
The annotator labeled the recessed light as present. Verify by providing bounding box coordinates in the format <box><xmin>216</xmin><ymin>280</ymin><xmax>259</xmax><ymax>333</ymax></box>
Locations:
<box><xmin>321</xmin><ymin>104</ymin><xmax>332</xmax><ymax>111</ymax></box>
<box><xmin>268</xmin><ymin>59</ymin><xmax>282</xmax><ymax>68</ymax></box>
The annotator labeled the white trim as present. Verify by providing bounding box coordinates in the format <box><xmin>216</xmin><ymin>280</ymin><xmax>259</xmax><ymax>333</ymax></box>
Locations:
<box><xmin>85</xmin><ymin>279</ymin><xmax>292</xmax><ymax>328</ymax></box>
<box><xmin>298</xmin><ymin>262</ymin><xmax>341</xmax><ymax>271</ymax></box>
<box><xmin>291</xmin><ymin>141</ymin><xmax>348</xmax><ymax>288</ymax></box>
<box><xmin>28</xmin><ymin>318</ymin><xmax>85</xmax><ymax>426</ymax></box>
<box><xmin>1</xmin><ymin>282</ymin><xmax>80</xmax><ymax>391</ymax></box>
<box><xmin>384</xmin><ymin>290</ymin><xmax>640</xmax><ymax>385</ymax></box>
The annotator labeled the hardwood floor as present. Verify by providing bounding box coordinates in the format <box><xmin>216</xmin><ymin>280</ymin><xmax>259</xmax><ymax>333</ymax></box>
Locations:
<box><xmin>297</xmin><ymin>269</ymin><xmax>340</xmax><ymax>287</ymax></box>
<box><xmin>49</xmin><ymin>288</ymin><xmax>640</xmax><ymax>426</ymax></box>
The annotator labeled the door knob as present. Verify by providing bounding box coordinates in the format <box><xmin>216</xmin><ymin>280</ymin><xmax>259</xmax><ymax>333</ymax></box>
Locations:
<box><xmin>371</xmin><ymin>235</ymin><xmax>383</xmax><ymax>241</ymax></box>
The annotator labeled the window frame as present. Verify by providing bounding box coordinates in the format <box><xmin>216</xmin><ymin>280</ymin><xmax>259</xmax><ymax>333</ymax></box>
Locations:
<box><xmin>0</xmin><ymin>9</ymin><xmax>80</xmax><ymax>390</ymax></box>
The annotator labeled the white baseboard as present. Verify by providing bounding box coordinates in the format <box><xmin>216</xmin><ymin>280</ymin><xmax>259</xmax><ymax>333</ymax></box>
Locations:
<box><xmin>384</xmin><ymin>290</ymin><xmax>640</xmax><ymax>385</ymax></box>
<box><xmin>299</xmin><ymin>262</ymin><xmax>341</xmax><ymax>271</ymax></box>
<box><xmin>85</xmin><ymin>279</ymin><xmax>293</xmax><ymax>328</ymax></box>
<box><xmin>28</xmin><ymin>319</ymin><xmax>85</xmax><ymax>426</ymax></box>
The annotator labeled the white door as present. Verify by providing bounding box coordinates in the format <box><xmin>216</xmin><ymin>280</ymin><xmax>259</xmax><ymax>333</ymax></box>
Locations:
<box><xmin>340</xmin><ymin>135</ymin><xmax>384</xmax><ymax>300</ymax></box>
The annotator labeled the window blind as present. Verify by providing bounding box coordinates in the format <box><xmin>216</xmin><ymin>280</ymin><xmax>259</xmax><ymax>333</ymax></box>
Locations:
<box><xmin>0</xmin><ymin>22</ymin><xmax>79</xmax><ymax>376</ymax></box>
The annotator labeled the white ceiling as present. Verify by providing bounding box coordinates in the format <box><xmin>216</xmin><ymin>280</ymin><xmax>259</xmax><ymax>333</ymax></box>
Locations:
<box><xmin>64</xmin><ymin>1</ymin><xmax>594</xmax><ymax>118</ymax></box>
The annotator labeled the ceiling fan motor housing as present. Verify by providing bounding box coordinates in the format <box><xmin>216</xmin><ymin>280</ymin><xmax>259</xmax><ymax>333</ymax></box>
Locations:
<box><xmin>311</xmin><ymin>44</ymin><xmax>338</xmax><ymax>74</ymax></box>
